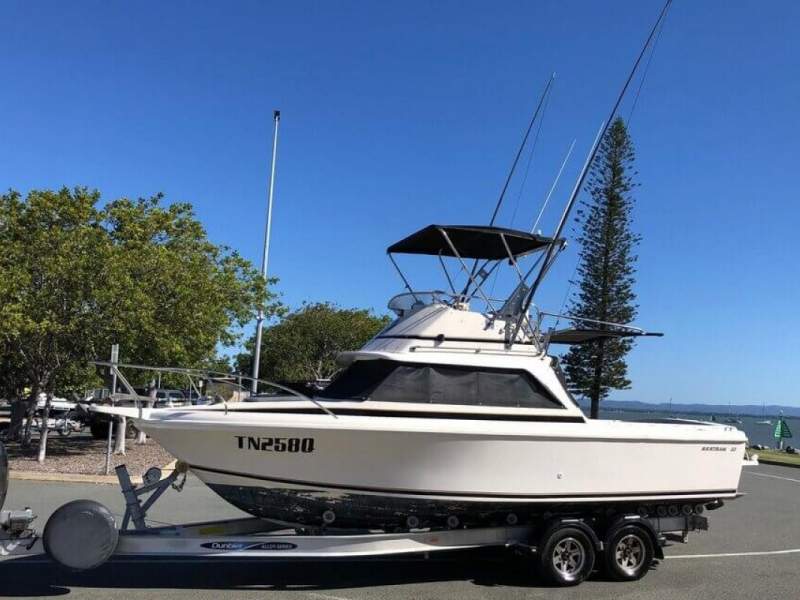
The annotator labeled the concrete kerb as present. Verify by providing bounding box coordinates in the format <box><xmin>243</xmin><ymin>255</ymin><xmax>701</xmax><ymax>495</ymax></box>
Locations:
<box><xmin>10</xmin><ymin>459</ymin><xmax>178</xmax><ymax>486</ymax></box>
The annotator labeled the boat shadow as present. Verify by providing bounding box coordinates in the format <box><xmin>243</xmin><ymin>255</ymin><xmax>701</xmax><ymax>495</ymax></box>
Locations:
<box><xmin>0</xmin><ymin>549</ymin><xmax>606</xmax><ymax>596</ymax></box>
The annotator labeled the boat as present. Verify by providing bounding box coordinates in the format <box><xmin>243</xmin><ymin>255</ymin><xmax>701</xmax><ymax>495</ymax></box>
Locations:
<box><xmin>35</xmin><ymin>393</ymin><xmax>76</xmax><ymax>413</ymax></box>
<box><xmin>757</xmin><ymin>399</ymin><xmax>772</xmax><ymax>425</ymax></box>
<box><xmin>99</xmin><ymin>224</ymin><xmax>749</xmax><ymax>530</ymax></box>
<box><xmin>91</xmin><ymin>0</ymin><xmax>749</xmax><ymax>534</ymax></box>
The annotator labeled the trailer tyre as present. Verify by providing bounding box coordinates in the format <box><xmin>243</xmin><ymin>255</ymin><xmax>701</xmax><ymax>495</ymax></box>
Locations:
<box><xmin>603</xmin><ymin>524</ymin><xmax>654</xmax><ymax>581</ymax></box>
<box><xmin>44</xmin><ymin>500</ymin><xmax>118</xmax><ymax>571</ymax></box>
<box><xmin>538</xmin><ymin>525</ymin><xmax>595</xmax><ymax>586</ymax></box>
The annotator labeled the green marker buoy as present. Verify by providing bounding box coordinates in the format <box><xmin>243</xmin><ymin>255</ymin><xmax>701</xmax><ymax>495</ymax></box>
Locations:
<box><xmin>773</xmin><ymin>417</ymin><xmax>793</xmax><ymax>450</ymax></box>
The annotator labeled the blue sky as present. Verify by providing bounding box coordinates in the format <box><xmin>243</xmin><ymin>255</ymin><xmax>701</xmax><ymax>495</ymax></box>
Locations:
<box><xmin>1</xmin><ymin>1</ymin><xmax>797</xmax><ymax>406</ymax></box>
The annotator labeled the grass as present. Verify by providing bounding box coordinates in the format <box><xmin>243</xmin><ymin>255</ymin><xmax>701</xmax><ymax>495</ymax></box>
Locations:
<box><xmin>751</xmin><ymin>447</ymin><xmax>800</xmax><ymax>467</ymax></box>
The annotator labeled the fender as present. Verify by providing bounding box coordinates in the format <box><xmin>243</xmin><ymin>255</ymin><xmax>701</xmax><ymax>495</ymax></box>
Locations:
<box><xmin>604</xmin><ymin>513</ymin><xmax>664</xmax><ymax>560</ymax></box>
<box><xmin>539</xmin><ymin>515</ymin><xmax>603</xmax><ymax>552</ymax></box>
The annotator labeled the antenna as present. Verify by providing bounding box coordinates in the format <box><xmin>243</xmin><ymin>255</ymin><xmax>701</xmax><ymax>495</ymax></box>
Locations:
<box><xmin>512</xmin><ymin>126</ymin><xmax>603</xmax><ymax>302</ymax></box>
<box><xmin>530</xmin><ymin>139</ymin><xmax>576</xmax><ymax>234</ymax></box>
<box><xmin>251</xmin><ymin>110</ymin><xmax>281</xmax><ymax>393</ymax></box>
<box><xmin>510</xmin><ymin>0</ymin><xmax>673</xmax><ymax>344</ymax></box>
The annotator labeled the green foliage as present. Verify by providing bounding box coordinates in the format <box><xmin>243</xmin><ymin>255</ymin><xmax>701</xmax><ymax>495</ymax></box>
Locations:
<box><xmin>99</xmin><ymin>195</ymin><xmax>278</xmax><ymax>375</ymax></box>
<box><xmin>0</xmin><ymin>187</ymin><xmax>277</xmax><ymax>401</ymax></box>
<box><xmin>236</xmin><ymin>302</ymin><xmax>391</xmax><ymax>383</ymax></box>
<box><xmin>561</xmin><ymin>118</ymin><xmax>641</xmax><ymax>418</ymax></box>
<box><xmin>0</xmin><ymin>188</ymin><xmax>110</xmax><ymax>395</ymax></box>
<box><xmin>0</xmin><ymin>340</ymin><xmax>26</xmax><ymax>400</ymax></box>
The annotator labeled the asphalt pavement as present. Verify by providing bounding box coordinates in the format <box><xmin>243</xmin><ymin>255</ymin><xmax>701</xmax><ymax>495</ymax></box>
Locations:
<box><xmin>1</xmin><ymin>463</ymin><xmax>799</xmax><ymax>599</ymax></box>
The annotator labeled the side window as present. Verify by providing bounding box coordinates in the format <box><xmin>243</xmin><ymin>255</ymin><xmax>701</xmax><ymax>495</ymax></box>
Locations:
<box><xmin>477</xmin><ymin>370</ymin><xmax>557</xmax><ymax>408</ymax></box>
<box><xmin>427</xmin><ymin>366</ymin><xmax>478</xmax><ymax>406</ymax></box>
<box><xmin>551</xmin><ymin>357</ymin><xmax>580</xmax><ymax>408</ymax></box>
<box><xmin>371</xmin><ymin>364</ymin><xmax>429</xmax><ymax>403</ymax></box>
<box><xmin>318</xmin><ymin>360</ymin><xmax>397</xmax><ymax>400</ymax></box>
<box><xmin>319</xmin><ymin>359</ymin><xmax>562</xmax><ymax>409</ymax></box>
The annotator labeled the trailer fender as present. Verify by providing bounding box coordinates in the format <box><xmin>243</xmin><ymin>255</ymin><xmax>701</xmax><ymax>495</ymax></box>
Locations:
<box><xmin>539</xmin><ymin>516</ymin><xmax>602</xmax><ymax>553</ymax></box>
<box><xmin>605</xmin><ymin>514</ymin><xmax>663</xmax><ymax>560</ymax></box>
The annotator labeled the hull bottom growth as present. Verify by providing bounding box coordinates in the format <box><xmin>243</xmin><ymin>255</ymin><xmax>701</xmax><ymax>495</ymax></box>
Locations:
<box><xmin>200</xmin><ymin>473</ymin><xmax>731</xmax><ymax>529</ymax></box>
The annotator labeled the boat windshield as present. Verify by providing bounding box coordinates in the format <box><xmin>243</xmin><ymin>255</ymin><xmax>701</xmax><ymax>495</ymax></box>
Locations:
<box><xmin>387</xmin><ymin>291</ymin><xmax>460</xmax><ymax>317</ymax></box>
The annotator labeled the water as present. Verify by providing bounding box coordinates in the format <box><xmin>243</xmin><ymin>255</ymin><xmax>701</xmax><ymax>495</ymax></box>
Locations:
<box><xmin>597</xmin><ymin>408</ymin><xmax>797</xmax><ymax>448</ymax></box>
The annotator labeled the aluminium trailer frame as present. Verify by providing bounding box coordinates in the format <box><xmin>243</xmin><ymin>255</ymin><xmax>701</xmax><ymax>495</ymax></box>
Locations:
<box><xmin>2</xmin><ymin>461</ymin><xmax>715</xmax><ymax>585</ymax></box>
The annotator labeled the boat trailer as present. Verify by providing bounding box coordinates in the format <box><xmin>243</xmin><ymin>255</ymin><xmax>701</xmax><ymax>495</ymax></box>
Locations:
<box><xmin>2</xmin><ymin>462</ymin><xmax>538</xmax><ymax>567</ymax></box>
<box><xmin>1</xmin><ymin>439</ymin><xmax>716</xmax><ymax>586</ymax></box>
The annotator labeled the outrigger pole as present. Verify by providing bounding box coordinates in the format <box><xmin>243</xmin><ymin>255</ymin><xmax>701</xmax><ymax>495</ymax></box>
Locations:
<box><xmin>488</xmin><ymin>73</ymin><xmax>555</xmax><ymax>227</ymax></box>
<box><xmin>461</xmin><ymin>74</ymin><xmax>555</xmax><ymax>299</ymax></box>
<box><xmin>510</xmin><ymin>0</ymin><xmax>673</xmax><ymax>344</ymax></box>
<box><xmin>252</xmin><ymin>110</ymin><xmax>281</xmax><ymax>393</ymax></box>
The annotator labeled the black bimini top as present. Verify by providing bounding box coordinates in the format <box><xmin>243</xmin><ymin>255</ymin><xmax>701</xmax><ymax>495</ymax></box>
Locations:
<box><xmin>387</xmin><ymin>225</ymin><xmax>555</xmax><ymax>260</ymax></box>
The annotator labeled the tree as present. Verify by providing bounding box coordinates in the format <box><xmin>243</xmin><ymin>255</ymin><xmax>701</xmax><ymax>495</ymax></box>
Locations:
<box><xmin>100</xmin><ymin>195</ymin><xmax>280</xmax><ymax>372</ymax></box>
<box><xmin>0</xmin><ymin>188</ymin><xmax>111</xmax><ymax>445</ymax></box>
<box><xmin>0</xmin><ymin>342</ymin><xmax>26</xmax><ymax>405</ymax></box>
<box><xmin>0</xmin><ymin>188</ymin><xmax>277</xmax><ymax>453</ymax></box>
<box><xmin>236</xmin><ymin>303</ymin><xmax>391</xmax><ymax>384</ymax></box>
<box><xmin>561</xmin><ymin>118</ymin><xmax>641</xmax><ymax>419</ymax></box>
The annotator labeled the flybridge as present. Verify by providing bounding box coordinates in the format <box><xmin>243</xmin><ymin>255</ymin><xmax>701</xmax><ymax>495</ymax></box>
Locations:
<box><xmin>386</xmin><ymin>223</ymin><xmax>564</xmax><ymax>348</ymax></box>
<box><xmin>384</xmin><ymin>224</ymin><xmax>660</xmax><ymax>351</ymax></box>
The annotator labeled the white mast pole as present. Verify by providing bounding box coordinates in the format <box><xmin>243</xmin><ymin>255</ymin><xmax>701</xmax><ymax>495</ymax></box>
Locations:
<box><xmin>251</xmin><ymin>110</ymin><xmax>281</xmax><ymax>394</ymax></box>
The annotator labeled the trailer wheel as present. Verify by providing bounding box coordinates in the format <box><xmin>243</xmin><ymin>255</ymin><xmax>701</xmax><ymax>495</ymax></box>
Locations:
<box><xmin>603</xmin><ymin>524</ymin><xmax>654</xmax><ymax>581</ymax></box>
<box><xmin>538</xmin><ymin>525</ymin><xmax>595</xmax><ymax>586</ymax></box>
<box><xmin>44</xmin><ymin>500</ymin><xmax>118</xmax><ymax>571</ymax></box>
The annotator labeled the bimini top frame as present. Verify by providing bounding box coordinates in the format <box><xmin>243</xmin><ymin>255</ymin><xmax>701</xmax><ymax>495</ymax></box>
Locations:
<box><xmin>386</xmin><ymin>224</ymin><xmax>561</xmax><ymax>347</ymax></box>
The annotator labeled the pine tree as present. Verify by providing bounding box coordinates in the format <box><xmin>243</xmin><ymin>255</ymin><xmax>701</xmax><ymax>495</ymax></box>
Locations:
<box><xmin>562</xmin><ymin>118</ymin><xmax>640</xmax><ymax>419</ymax></box>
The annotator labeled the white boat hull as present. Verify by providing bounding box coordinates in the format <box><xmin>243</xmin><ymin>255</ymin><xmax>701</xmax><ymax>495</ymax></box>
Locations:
<box><xmin>136</xmin><ymin>408</ymin><xmax>747</xmax><ymax>527</ymax></box>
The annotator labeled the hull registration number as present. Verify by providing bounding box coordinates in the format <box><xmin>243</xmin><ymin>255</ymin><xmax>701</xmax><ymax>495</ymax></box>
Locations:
<box><xmin>236</xmin><ymin>436</ymin><xmax>315</xmax><ymax>453</ymax></box>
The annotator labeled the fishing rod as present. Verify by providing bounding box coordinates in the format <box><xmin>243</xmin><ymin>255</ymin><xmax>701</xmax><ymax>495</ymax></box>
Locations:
<box><xmin>509</xmin><ymin>0</ymin><xmax>673</xmax><ymax>345</ymax></box>
<box><xmin>461</xmin><ymin>73</ymin><xmax>555</xmax><ymax>299</ymax></box>
<box><xmin>500</xmin><ymin>125</ymin><xmax>602</xmax><ymax>324</ymax></box>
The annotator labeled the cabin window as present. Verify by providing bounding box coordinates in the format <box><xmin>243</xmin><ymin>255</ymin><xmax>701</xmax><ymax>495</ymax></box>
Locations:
<box><xmin>318</xmin><ymin>359</ymin><xmax>562</xmax><ymax>409</ymax></box>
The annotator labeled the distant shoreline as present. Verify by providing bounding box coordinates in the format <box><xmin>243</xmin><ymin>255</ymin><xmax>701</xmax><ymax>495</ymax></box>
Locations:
<box><xmin>583</xmin><ymin>400</ymin><xmax>800</xmax><ymax>419</ymax></box>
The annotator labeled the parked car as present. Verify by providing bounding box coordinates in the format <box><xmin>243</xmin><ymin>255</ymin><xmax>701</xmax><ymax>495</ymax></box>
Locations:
<box><xmin>129</xmin><ymin>388</ymin><xmax>189</xmax><ymax>408</ymax></box>
<box><xmin>87</xmin><ymin>387</ymin><xmax>185</xmax><ymax>439</ymax></box>
<box><xmin>153</xmin><ymin>389</ymin><xmax>188</xmax><ymax>408</ymax></box>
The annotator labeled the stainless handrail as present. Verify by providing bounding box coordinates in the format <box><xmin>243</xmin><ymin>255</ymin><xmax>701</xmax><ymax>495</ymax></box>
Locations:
<box><xmin>90</xmin><ymin>361</ymin><xmax>337</xmax><ymax>419</ymax></box>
